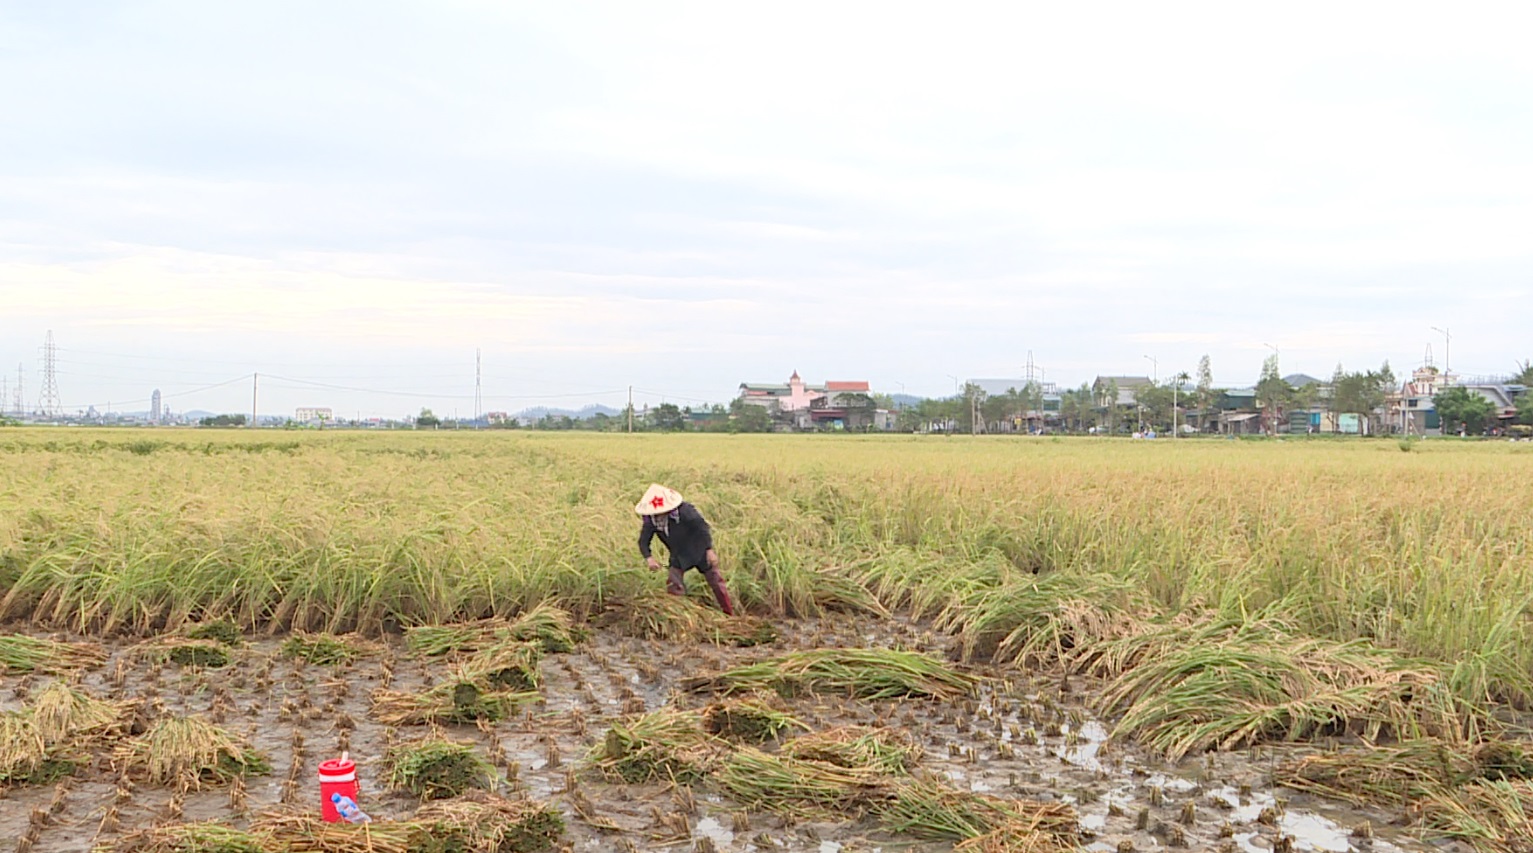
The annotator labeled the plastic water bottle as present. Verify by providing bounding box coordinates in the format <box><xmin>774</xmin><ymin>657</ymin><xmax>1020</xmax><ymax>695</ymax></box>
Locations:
<box><xmin>331</xmin><ymin>792</ymin><xmax>372</xmax><ymax>824</ymax></box>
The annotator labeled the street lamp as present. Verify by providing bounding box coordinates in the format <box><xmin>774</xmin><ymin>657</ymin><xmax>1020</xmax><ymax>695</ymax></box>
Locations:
<box><xmin>1430</xmin><ymin>326</ymin><xmax>1451</xmax><ymax>376</ymax></box>
<box><xmin>1143</xmin><ymin>355</ymin><xmax>1158</xmax><ymax>383</ymax></box>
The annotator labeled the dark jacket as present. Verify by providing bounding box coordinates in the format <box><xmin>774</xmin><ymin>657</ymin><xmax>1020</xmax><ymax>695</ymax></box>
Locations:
<box><xmin>638</xmin><ymin>502</ymin><xmax>714</xmax><ymax>570</ymax></box>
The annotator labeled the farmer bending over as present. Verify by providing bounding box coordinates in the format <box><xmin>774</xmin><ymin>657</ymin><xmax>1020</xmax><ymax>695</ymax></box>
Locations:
<box><xmin>636</xmin><ymin>484</ymin><xmax>736</xmax><ymax>615</ymax></box>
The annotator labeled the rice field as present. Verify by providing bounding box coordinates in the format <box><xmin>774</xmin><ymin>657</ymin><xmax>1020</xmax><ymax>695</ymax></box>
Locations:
<box><xmin>1</xmin><ymin>428</ymin><xmax>1531</xmax><ymax>852</ymax></box>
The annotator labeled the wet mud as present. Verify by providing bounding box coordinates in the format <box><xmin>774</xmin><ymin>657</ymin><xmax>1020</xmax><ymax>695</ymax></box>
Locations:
<box><xmin>0</xmin><ymin>616</ymin><xmax>1469</xmax><ymax>852</ymax></box>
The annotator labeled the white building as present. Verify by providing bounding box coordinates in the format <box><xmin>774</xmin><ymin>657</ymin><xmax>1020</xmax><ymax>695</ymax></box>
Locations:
<box><xmin>295</xmin><ymin>407</ymin><xmax>334</xmax><ymax>424</ymax></box>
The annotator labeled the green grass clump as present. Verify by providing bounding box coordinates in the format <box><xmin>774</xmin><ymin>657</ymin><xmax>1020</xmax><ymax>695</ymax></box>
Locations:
<box><xmin>0</xmin><ymin>634</ymin><xmax>108</xmax><ymax>674</ymax></box>
<box><xmin>700</xmin><ymin>698</ymin><xmax>807</xmax><ymax>743</ymax></box>
<box><xmin>683</xmin><ymin>648</ymin><xmax>979</xmax><ymax>700</ymax></box>
<box><xmin>280</xmin><ymin>632</ymin><xmax>372</xmax><ymax>665</ymax></box>
<box><xmin>383</xmin><ymin>735</ymin><xmax>497</xmax><ymax>800</ymax></box>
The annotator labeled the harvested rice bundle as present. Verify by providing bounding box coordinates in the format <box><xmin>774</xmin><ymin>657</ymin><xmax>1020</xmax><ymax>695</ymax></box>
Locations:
<box><xmin>255</xmin><ymin>810</ymin><xmax>414</xmax><ymax>853</ymax></box>
<box><xmin>716</xmin><ymin>747</ymin><xmax>890</xmax><ymax>816</ymax></box>
<box><xmin>405</xmin><ymin>619</ymin><xmax>512</xmax><ymax>657</ymax></box>
<box><xmin>504</xmin><ymin>603</ymin><xmax>587</xmax><ymax>654</ymax></box>
<box><xmin>131</xmin><ymin>636</ymin><xmax>231</xmax><ymax>668</ymax></box>
<box><xmin>371</xmin><ymin>681</ymin><xmax>537</xmax><ymax>726</ymax></box>
<box><xmin>780</xmin><ymin>726</ymin><xmax>920</xmax><ymax>775</ymax></box>
<box><xmin>109</xmin><ymin>821</ymin><xmax>275</xmax><ymax>853</ymax></box>
<box><xmin>589</xmin><ymin>708</ymin><xmax>725</xmax><ymax>784</ymax></box>
<box><xmin>600</xmin><ymin>596</ymin><xmax>776</xmax><ymax>647</ymax></box>
<box><xmin>29</xmin><ymin>680</ymin><xmax>129</xmax><ymax>745</ymax></box>
<box><xmin>700</xmin><ymin>698</ymin><xmax>807</xmax><ymax>743</ymax></box>
<box><xmin>456</xmin><ymin>641</ymin><xmax>542</xmax><ymax>692</ymax></box>
<box><xmin>683</xmin><ymin>648</ymin><xmax>979</xmax><ymax>700</ymax></box>
<box><xmin>384</xmin><ymin>734</ymin><xmax>498</xmax><ymax>800</ymax></box>
<box><xmin>183</xmin><ymin>619</ymin><xmax>243</xmax><ymax>647</ymax></box>
<box><xmin>112</xmin><ymin>716</ymin><xmax>270</xmax><ymax>788</ymax></box>
<box><xmin>874</xmin><ymin>778</ymin><xmax>1078</xmax><ymax>843</ymax></box>
<box><xmin>280</xmin><ymin>632</ymin><xmax>377</xmax><ymax>665</ymax></box>
<box><xmin>0</xmin><ymin>634</ymin><xmax>108</xmax><ymax>674</ymax></box>
<box><xmin>413</xmin><ymin>790</ymin><xmax>566</xmax><ymax>852</ymax></box>
<box><xmin>0</xmin><ymin>712</ymin><xmax>49</xmax><ymax>784</ymax></box>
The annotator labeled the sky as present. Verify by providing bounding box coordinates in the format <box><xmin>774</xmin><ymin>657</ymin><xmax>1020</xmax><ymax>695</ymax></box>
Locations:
<box><xmin>2</xmin><ymin>1</ymin><xmax>1530</xmax><ymax>419</ymax></box>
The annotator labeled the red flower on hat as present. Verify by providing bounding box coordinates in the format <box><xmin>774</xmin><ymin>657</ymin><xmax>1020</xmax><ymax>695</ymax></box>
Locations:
<box><xmin>651</xmin><ymin>495</ymin><xmax>666</xmax><ymax>508</ymax></box>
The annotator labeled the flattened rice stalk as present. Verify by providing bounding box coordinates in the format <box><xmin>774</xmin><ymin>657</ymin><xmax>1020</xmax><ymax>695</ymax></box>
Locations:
<box><xmin>600</xmin><ymin>596</ymin><xmax>776</xmax><ymax>647</ymax></box>
<box><xmin>683</xmin><ymin>648</ymin><xmax>980</xmax><ymax>700</ymax></box>
<box><xmin>874</xmin><ymin>778</ymin><xmax>1078</xmax><ymax>843</ymax></box>
<box><xmin>254</xmin><ymin>810</ymin><xmax>414</xmax><ymax>853</ymax></box>
<box><xmin>412</xmin><ymin>790</ymin><xmax>566</xmax><ymax>852</ymax></box>
<box><xmin>780</xmin><ymin>726</ymin><xmax>920</xmax><ymax>775</ymax></box>
<box><xmin>0</xmin><ymin>634</ymin><xmax>108</xmax><ymax>674</ymax></box>
<box><xmin>109</xmin><ymin>821</ymin><xmax>275</xmax><ymax>853</ymax></box>
<box><xmin>717</xmin><ymin>747</ymin><xmax>891</xmax><ymax>816</ymax></box>
<box><xmin>700</xmin><ymin>698</ymin><xmax>808</xmax><ymax>743</ymax></box>
<box><xmin>371</xmin><ymin>681</ymin><xmax>538</xmax><ymax>726</ymax></box>
<box><xmin>280</xmin><ymin>632</ymin><xmax>376</xmax><ymax>665</ymax></box>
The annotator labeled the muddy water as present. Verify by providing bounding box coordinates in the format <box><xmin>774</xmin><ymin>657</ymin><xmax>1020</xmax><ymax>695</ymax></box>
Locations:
<box><xmin>0</xmin><ymin>618</ymin><xmax>1467</xmax><ymax>852</ymax></box>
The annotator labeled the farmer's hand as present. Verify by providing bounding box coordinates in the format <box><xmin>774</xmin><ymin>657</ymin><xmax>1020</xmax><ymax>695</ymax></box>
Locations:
<box><xmin>645</xmin><ymin>557</ymin><xmax>661</xmax><ymax>571</ymax></box>
<box><xmin>706</xmin><ymin>549</ymin><xmax>720</xmax><ymax>571</ymax></box>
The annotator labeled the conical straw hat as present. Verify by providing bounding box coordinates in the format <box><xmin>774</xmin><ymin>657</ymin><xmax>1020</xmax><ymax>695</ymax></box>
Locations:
<box><xmin>635</xmin><ymin>483</ymin><xmax>684</xmax><ymax>516</ymax></box>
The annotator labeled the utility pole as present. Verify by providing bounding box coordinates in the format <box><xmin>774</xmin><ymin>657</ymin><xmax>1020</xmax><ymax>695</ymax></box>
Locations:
<box><xmin>627</xmin><ymin>386</ymin><xmax>634</xmax><ymax>433</ymax></box>
<box><xmin>474</xmin><ymin>348</ymin><xmax>482</xmax><ymax>425</ymax></box>
<box><xmin>251</xmin><ymin>373</ymin><xmax>258</xmax><ymax>428</ymax></box>
<box><xmin>14</xmin><ymin>363</ymin><xmax>22</xmax><ymax>417</ymax></box>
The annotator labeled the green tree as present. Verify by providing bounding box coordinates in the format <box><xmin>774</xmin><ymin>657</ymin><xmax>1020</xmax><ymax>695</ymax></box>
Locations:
<box><xmin>837</xmin><ymin>392</ymin><xmax>877</xmax><ymax>431</ymax></box>
<box><xmin>1256</xmin><ymin>355</ymin><xmax>1291</xmax><ymax>434</ymax></box>
<box><xmin>1434</xmin><ymin>387</ymin><xmax>1495</xmax><ymax>435</ymax></box>
<box><xmin>728</xmin><ymin>398</ymin><xmax>773</xmax><ymax>433</ymax></box>
<box><xmin>1514</xmin><ymin>360</ymin><xmax>1533</xmax><ymax>386</ymax></box>
<box><xmin>1193</xmin><ymin>355</ymin><xmax>1216</xmax><ymax>431</ymax></box>
<box><xmin>650</xmin><ymin>403</ymin><xmax>686</xmax><ymax>432</ymax></box>
<box><xmin>199</xmin><ymin>413</ymin><xmax>247</xmax><ymax>427</ymax></box>
<box><xmin>415</xmin><ymin>408</ymin><xmax>440</xmax><ymax>429</ymax></box>
<box><xmin>1518</xmin><ymin>389</ymin><xmax>1533</xmax><ymax>426</ymax></box>
<box><xmin>960</xmin><ymin>382</ymin><xmax>987</xmax><ymax>434</ymax></box>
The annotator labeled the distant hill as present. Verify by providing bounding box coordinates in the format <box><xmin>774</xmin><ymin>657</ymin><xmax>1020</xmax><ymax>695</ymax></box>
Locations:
<box><xmin>515</xmin><ymin>404</ymin><xmax>623</xmax><ymax>422</ymax></box>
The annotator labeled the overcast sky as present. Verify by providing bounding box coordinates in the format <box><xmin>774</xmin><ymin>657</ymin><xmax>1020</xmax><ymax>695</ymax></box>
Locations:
<box><xmin>2</xmin><ymin>2</ymin><xmax>1530</xmax><ymax>418</ymax></box>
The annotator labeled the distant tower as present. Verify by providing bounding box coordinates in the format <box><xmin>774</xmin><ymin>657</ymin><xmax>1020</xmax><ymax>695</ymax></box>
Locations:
<box><xmin>151</xmin><ymin>389</ymin><xmax>162</xmax><ymax>424</ymax></box>
<box><xmin>474</xmin><ymin>348</ymin><xmax>483</xmax><ymax>423</ymax></box>
<box><xmin>38</xmin><ymin>331</ymin><xmax>62</xmax><ymax>418</ymax></box>
<box><xmin>15</xmin><ymin>362</ymin><xmax>24</xmax><ymax>417</ymax></box>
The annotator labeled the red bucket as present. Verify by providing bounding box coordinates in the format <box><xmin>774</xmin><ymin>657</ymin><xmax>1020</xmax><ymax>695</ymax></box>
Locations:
<box><xmin>318</xmin><ymin>757</ymin><xmax>360</xmax><ymax>823</ymax></box>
